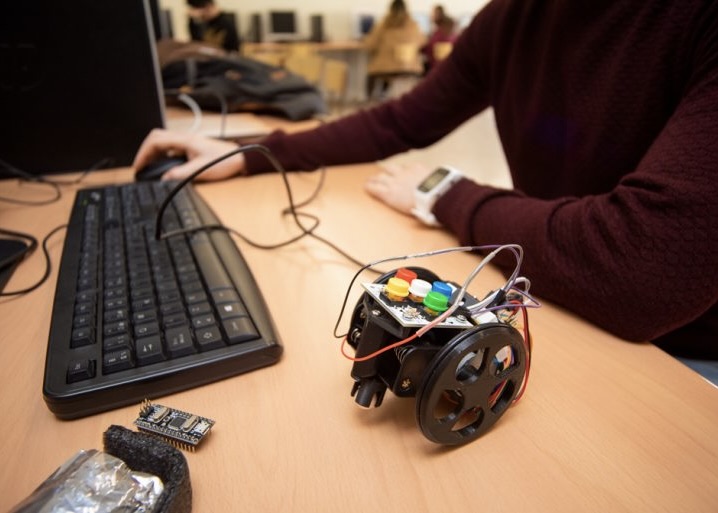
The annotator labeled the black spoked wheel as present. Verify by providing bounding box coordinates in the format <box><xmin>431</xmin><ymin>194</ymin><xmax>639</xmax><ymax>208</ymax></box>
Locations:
<box><xmin>416</xmin><ymin>323</ymin><xmax>527</xmax><ymax>445</ymax></box>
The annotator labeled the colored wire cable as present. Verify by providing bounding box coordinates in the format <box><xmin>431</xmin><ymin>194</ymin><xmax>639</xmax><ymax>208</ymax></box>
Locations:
<box><xmin>333</xmin><ymin>244</ymin><xmax>524</xmax><ymax>341</ymax></box>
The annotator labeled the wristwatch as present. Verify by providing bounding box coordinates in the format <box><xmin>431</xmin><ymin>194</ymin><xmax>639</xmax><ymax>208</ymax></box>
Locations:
<box><xmin>411</xmin><ymin>166</ymin><xmax>464</xmax><ymax>226</ymax></box>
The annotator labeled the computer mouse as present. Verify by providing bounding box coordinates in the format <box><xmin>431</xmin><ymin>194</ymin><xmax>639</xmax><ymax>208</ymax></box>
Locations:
<box><xmin>134</xmin><ymin>156</ymin><xmax>187</xmax><ymax>181</ymax></box>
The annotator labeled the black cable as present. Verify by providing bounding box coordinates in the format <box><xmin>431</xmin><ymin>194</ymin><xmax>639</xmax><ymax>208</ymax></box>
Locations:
<box><xmin>280</xmin><ymin>118</ymin><xmax>328</xmax><ymax>213</ymax></box>
<box><xmin>0</xmin><ymin>157</ymin><xmax>61</xmax><ymax>205</ymax></box>
<box><xmin>281</xmin><ymin>165</ymin><xmax>327</xmax><ymax>214</ymax></box>
<box><xmin>0</xmin><ymin>156</ymin><xmax>113</xmax><ymax>205</ymax></box>
<box><xmin>38</xmin><ymin>157</ymin><xmax>115</xmax><ymax>185</ymax></box>
<box><xmin>153</xmin><ymin>144</ymin><xmax>373</xmax><ymax>270</ymax></box>
<box><xmin>0</xmin><ymin>224</ymin><xmax>66</xmax><ymax>297</ymax></box>
<box><xmin>0</xmin><ymin>227</ymin><xmax>38</xmax><ymax>269</ymax></box>
<box><xmin>332</xmin><ymin>260</ymin><xmax>377</xmax><ymax>339</ymax></box>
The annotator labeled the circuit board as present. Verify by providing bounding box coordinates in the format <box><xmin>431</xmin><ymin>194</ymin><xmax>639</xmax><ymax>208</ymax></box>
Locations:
<box><xmin>361</xmin><ymin>282</ymin><xmax>477</xmax><ymax>329</ymax></box>
<box><xmin>134</xmin><ymin>400</ymin><xmax>215</xmax><ymax>451</ymax></box>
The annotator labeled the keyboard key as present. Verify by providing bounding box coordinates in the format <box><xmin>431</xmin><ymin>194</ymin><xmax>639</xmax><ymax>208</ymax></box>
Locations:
<box><xmin>165</xmin><ymin>326</ymin><xmax>196</xmax><ymax>358</ymax></box>
<box><xmin>192</xmin><ymin>314</ymin><xmax>216</xmax><ymax>329</ymax></box>
<box><xmin>67</xmin><ymin>359</ymin><xmax>95</xmax><ymax>383</ymax></box>
<box><xmin>195</xmin><ymin>326</ymin><xmax>224</xmax><ymax>351</ymax></box>
<box><xmin>103</xmin><ymin>333</ymin><xmax>132</xmax><ymax>352</ymax></box>
<box><xmin>217</xmin><ymin>301</ymin><xmax>247</xmax><ymax>320</ymax></box>
<box><xmin>73</xmin><ymin>314</ymin><xmax>92</xmax><ymax>328</ymax></box>
<box><xmin>105</xmin><ymin>297</ymin><xmax>128</xmax><ymax>310</ymax></box>
<box><xmin>104</xmin><ymin>320</ymin><xmax>129</xmax><ymax>337</ymax></box>
<box><xmin>187</xmin><ymin>301</ymin><xmax>212</xmax><ymax>316</ymax></box>
<box><xmin>136</xmin><ymin>336</ymin><xmax>165</xmax><ymax>366</ymax></box>
<box><xmin>190</xmin><ymin>240</ymin><xmax>233</xmax><ymax>290</ymax></box>
<box><xmin>160</xmin><ymin>301</ymin><xmax>184</xmax><ymax>316</ymax></box>
<box><xmin>133</xmin><ymin>310</ymin><xmax>158</xmax><ymax>324</ymax></box>
<box><xmin>162</xmin><ymin>313</ymin><xmax>189</xmax><ymax>328</ymax></box>
<box><xmin>104</xmin><ymin>308</ymin><xmax>128</xmax><ymax>323</ymax></box>
<box><xmin>71</xmin><ymin>327</ymin><xmax>95</xmax><ymax>348</ymax></box>
<box><xmin>212</xmin><ymin>289</ymin><xmax>240</xmax><ymax>304</ymax></box>
<box><xmin>103</xmin><ymin>349</ymin><xmax>134</xmax><ymax>373</ymax></box>
<box><xmin>75</xmin><ymin>302</ymin><xmax>95</xmax><ymax>317</ymax></box>
<box><xmin>222</xmin><ymin>317</ymin><xmax>259</xmax><ymax>344</ymax></box>
<box><xmin>132</xmin><ymin>297</ymin><xmax>155</xmax><ymax>311</ymax></box>
<box><xmin>134</xmin><ymin>321</ymin><xmax>160</xmax><ymax>338</ymax></box>
<box><xmin>184</xmin><ymin>291</ymin><xmax>207</xmax><ymax>305</ymax></box>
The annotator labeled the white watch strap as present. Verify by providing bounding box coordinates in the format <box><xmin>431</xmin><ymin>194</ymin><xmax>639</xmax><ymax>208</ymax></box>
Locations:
<box><xmin>412</xmin><ymin>166</ymin><xmax>463</xmax><ymax>226</ymax></box>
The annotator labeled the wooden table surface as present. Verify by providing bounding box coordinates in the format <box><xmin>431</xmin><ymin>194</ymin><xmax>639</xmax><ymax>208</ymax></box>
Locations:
<box><xmin>1</xmin><ymin>162</ymin><xmax>717</xmax><ymax>512</ymax></box>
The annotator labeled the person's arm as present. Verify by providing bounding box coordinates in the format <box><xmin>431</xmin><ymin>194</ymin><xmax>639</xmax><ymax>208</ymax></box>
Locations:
<box><xmin>434</xmin><ymin>73</ymin><xmax>718</xmax><ymax>344</ymax></box>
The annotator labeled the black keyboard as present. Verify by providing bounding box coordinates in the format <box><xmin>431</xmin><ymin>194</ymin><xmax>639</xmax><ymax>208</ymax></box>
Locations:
<box><xmin>43</xmin><ymin>181</ymin><xmax>282</xmax><ymax>419</ymax></box>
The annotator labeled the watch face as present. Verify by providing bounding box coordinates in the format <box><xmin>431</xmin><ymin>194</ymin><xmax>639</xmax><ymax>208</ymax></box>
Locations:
<box><xmin>418</xmin><ymin>167</ymin><xmax>450</xmax><ymax>193</ymax></box>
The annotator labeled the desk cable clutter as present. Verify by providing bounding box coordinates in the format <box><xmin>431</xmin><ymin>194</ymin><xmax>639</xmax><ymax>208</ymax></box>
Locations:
<box><xmin>155</xmin><ymin>149</ymin><xmax>539</xmax><ymax>446</ymax></box>
<box><xmin>335</xmin><ymin>245</ymin><xmax>540</xmax><ymax>446</ymax></box>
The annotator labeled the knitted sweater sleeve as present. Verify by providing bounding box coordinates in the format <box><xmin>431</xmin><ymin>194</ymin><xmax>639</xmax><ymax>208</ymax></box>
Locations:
<box><xmin>434</xmin><ymin>64</ymin><xmax>718</xmax><ymax>344</ymax></box>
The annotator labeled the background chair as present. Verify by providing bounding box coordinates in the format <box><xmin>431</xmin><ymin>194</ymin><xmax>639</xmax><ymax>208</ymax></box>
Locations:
<box><xmin>370</xmin><ymin>43</ymin><xmax>422</xmax><ymax>100</ymax></box>
<box><xmin>321</xmin><ymin>58</ymin><xmax>349</xmax><ymax>116</ymax></box>
<box><xmin>284</xmin><ymin>52</ymin><xmax>325</xmax><ymax>87</ymax></box>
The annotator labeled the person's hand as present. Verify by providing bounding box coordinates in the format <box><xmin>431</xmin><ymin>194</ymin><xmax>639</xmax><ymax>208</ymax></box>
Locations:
<box><xmin>364</xmin><ymin>162</ymin><xmax>431</xmax><ymax>215</ymax></box>
<box><xmin>133</xmin><ymin>128</ymin><xmax>246</xmax><ymax>182</ymax></box>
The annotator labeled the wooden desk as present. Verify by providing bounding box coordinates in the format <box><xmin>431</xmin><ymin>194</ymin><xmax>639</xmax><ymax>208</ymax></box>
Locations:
<box><xmin>1</xmin><ymin>164</ymin><xmax>717</xmax><ymax>512</ymax></box>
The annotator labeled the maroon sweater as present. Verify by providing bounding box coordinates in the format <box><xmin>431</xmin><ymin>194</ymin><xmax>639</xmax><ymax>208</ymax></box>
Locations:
<box><xmin>244</xmin><ymin>0</ymin><xmax>718</xmax><ymax>359</ymax></box>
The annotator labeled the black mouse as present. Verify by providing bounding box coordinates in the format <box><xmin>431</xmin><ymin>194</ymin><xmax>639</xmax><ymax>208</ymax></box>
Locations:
<box><xmin>134</xmin><ymin>156</ymin><xmax>187</xmax><ymax>181</ymax></box>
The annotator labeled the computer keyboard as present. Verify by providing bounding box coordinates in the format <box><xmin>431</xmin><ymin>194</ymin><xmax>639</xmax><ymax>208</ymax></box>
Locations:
<box><xmin>43</xmin><ymin>180</ymin><xmax>282</xmax><ymax>419</ymax></box>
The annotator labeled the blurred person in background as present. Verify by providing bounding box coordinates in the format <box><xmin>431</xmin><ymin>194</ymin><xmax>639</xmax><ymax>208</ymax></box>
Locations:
<box><xmin>187</xmin><ymin>0</ymin><xmax>240</xmax><ymax>53</ymax></box>
<box><xmin>422</xmin><ymin>5</ymin><xmax>458</xmax><ymax>73</ymax></box>
<box><xmin>363</xmin><ymin>0</ymin><xmax>426</xmax><ymax>99</ymax></box>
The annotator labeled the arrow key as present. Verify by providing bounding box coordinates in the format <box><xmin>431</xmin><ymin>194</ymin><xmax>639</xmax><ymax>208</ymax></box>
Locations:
<box><xmin>135</xmin><ymin>335</ymin><xmax>165</xmax><ymax>365</ymax></box>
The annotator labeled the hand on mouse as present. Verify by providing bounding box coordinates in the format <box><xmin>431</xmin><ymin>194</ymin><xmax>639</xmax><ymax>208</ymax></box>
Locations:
<box><xmin>133</xmin><ymin>128</ymin><xmax>247</xmax><ymax>182</ymax></box>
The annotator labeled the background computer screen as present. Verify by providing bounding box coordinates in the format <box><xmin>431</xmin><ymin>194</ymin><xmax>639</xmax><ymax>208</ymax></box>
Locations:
<box><xmin>0</xmin><ymin>0</ymin><xmax>165</xmax><ymax>177</ymax></box>
<box><xmin>268</xmin><ymin>11</ymin><xmax>299</xmax><ymax>40</ymax></box>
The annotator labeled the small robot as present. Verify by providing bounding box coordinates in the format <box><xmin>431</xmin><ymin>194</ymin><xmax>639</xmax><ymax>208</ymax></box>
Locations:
<box><xmin>344</xmin><ymin>265</ymin><xmax>531</xmax><ymax>446</ymax></box>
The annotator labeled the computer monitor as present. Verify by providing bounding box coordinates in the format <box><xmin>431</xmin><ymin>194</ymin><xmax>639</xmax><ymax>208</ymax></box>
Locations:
<box><xmin>267</xmin><ymin>11</ymin><xmax>301</xmax><ymax>42</ymax></box>
<box><xmin>360</xmin><ymin>16</ymin><xmax>376</xmax><ymax>35</ymax></box>
<box><xmin>351</xmin><ymin>11</ymin><xmax>377</xmax><ymax>39</ymax></box>
<box><xmin>0</xmin><ymin>0</ymin><xmax>166</xmax><ymax>177</ymax></box>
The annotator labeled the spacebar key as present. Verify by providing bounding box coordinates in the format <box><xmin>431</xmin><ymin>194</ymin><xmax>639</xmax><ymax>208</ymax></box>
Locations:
<box><xmin>191</xmin><ymin>235</ymin><xmax>233</xmax><ymax>291</ymax></box>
